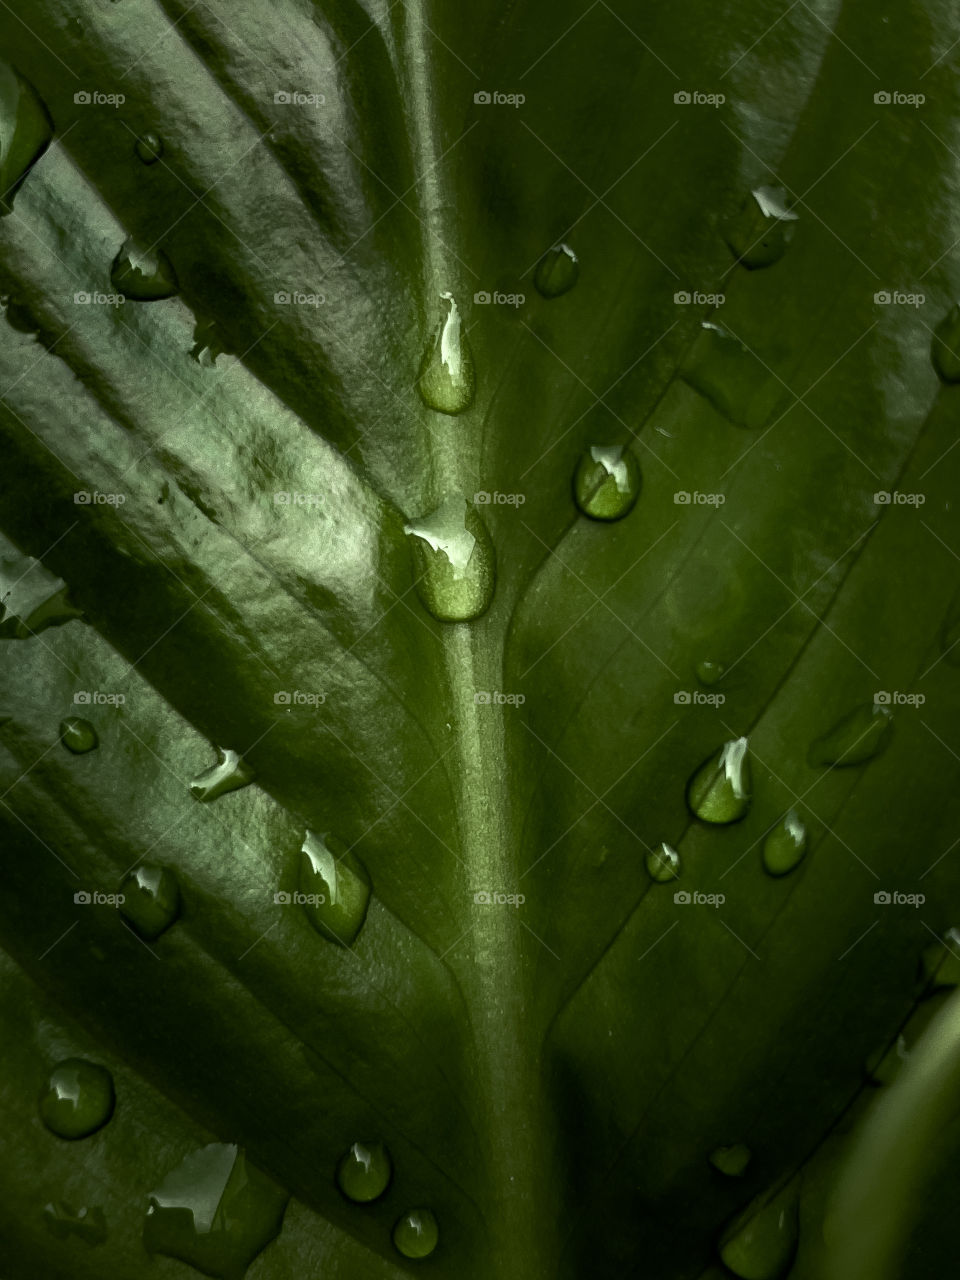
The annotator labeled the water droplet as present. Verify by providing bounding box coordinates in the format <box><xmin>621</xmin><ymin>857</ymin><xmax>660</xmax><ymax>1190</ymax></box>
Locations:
<box><xmin>110</xmin><ymin>236</ymin><xmax>179</xmax><ymax>301</ymax></box>
<box><xmin>646</xmin><ymin>841</ymin><xmax>680</xmax><ymax>882</ymax></box>
<box><xmin>0</xmin><ymin>63</ymin><xmax>53</xmax><ymax>215</ymax></box>
<box><xmin>119</xmin><ymin>863</ymin><xmax>181</xmax><ymax>940</ymax></box>
<box><xmin>723</xmin><ymin>186</ymin><xmax>798</xmax><ymax>269</ymax></box>
<box><xmin>680</xmin><ymin>322</ymin><xmax>769</xmax><ymax>428</ymax></box>
<box><xmin>404</xmin><ymin>495</ymin><xmax>495</xmax><ymax>621</ymax></box>
<box><xmin>931</xmin><ymin>303</ymin><xmax>960</xmax><ymax>383</ymax></box>
<box><xmin>762</xmin><ymin>809</ymin><xmax>807</xmax><ymax>877</ymax></box>
<box><xmin>135</xmin><ymin>131</ymin><xmax>163</xmax><ymax>165</ymax></box>
<box><xmin>417</xmin><ymin>292</ymin><xmax>474</xmax><ymax>414</ymax></box>
<box><xmin>534</xmin><ymin>243</ymin><xmax>579</xmax><ymax>298</ymax></box>
<box><xmin>190</xmin><ymin>316</ymin><xmax>232</xmax><ymax>365</ymax></box>
<box><xmin>0</xmin><ymin>551</ymin><xmax>82</xmax><ymax>637</ymax></box>
<box><xmin>719</xmin><ymin>1181</ymin><xmax>799</xmax><ymax>1279</ymax></box>
<box><xmin>687</xmin><ymin>736</ymin><xmax>751</xmax><ymax>824</ymax></box>
<box><xmin>336</xmin><ymin>1141</ymin><xmax>392</xmax><ymax>1203</ymax></box>
<box><xmin>190</xmin><ymin>747</ymin><xmax>255</xmax><ymax>802</ymax></box>
<box><xmin>920</xmin><ymin>926</ymin><xmax>960</xmax><ymax>989</ymax></box>
<box><xmin>39</xmin><ymin>1059</ymin><xmax>114</xmax><ymax>1139</ymax></box>
<box><xmin>807</xmin><ymin>704</ymin><xmax>892</xmax><ymax>768</ymax></box>
<box><xmin>43</xmin><ymin>1200</ymin><xmax>108</xmax><ymax>1245</ymax></box>
<box><xmin>60</xmin><ymin>717</ymin><xmax>98</xmax><ymax>754</ymax></box>
<box><xmin>696</xmin><ymin>660</ymin><xmax>725</xmax><ymax>686</ymax></box>
<box><xmin>144</xmin><ymin>1143</ymin><xmax>288</xmax><ymax>1280</ymax></box>
<box><xmin>865</xmin><ymin>993</ymin><xmax>950</xmax><ymax>1086</ymax></box>
<box><xmin>393</xmin><ymin>1208</ymin><xmax>439</xmax><ymax>1259</ymax></box>
<box><xmin>709</xmin><ymin>1143</ymin><xmax>752</xmax><ymax>1177</ymax></box>
<box><xmin>573</xmin><ymin>445</ymin><xmax>641</xmax><ymax>520</ymax></box>
<box><xmin>298</xmin><ymin>830</ymin><xmax>371</xmax><ymax>946</ymax></box>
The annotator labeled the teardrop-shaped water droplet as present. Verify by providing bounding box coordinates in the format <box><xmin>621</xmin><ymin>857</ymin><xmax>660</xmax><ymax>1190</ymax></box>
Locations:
<box><xmin>573</xmin><ymin>445</ymin><xmax>641</xmax><ymax>520</ymax></box>
<box><xmin>762</xmin><ymin>809</ymin><xmax>807</xmax><ymax>877</ymax></box>
<box><xmin>60</xmin><ymin>716</ymin><xmax>98</xmax><ymax>754</ymax></box>
<box><xmin>119</xmin><ymin>863</ymin><xmax>181</xmax><ymax>940</ymax></box>
<box><xmin>418</xmin><ymin>292</ymin><xmax>474</xmax><ymax>413</ymax></box>
<box><xmin>687</xmin><ymin>736</ymin><xmax>751</xmax><ymax>824</ymax></box>
<box><xmin>0</xmin><ymin>63</ymin><xmax>53</xmax><ymax>215</ymax></box>
<box><xmin>190</xmin><ymin>747</ymin><xmax>255</xmax><ymax>802</ymax></box>
<box><xmin>404</xmin><ymin>495</ymin><xmax>495</xmax><ymax>621</ymax></box>
<box><xmin>39</xmin><ymin>1059</ymin><xmax>114</xmax><ymax>1139</ymax></box>
<box><xmin>0</xmin><ymin>550</ymin><xmax>83</xmax><ymax>637</ymax></box>
<box><xmin>920</xmin><ymin>926</ymin><xmax>960</xmax><ymax>990</ymax></box>
<box><xmin>43</xmin><ymin>1200</ymin><xmax>108</xmax><ymax>1245</ymax></box>
<box><xmin>298</xmin><ymin>830</ymin><xmax>371</xmax><ymax>946</ymax></box>
<box><xmin>393</xmin><ymin>1208</ymin><xmax>439</xmax><ymax>1259</ymax></box>
<box><xmin>645</xmin><ymin>841</ymin><xmax>681</xmax><ymax>882</ymax></box>
<box><xmin>680</xmin><ymin>323</ymin><xmax>770</xmax><ymax>428</ymax></box>
<box><xmin>696</xmin><ymin>659</ymin><xmax>725</xmax><ymax>686</ymax></box>
<box><xmin>135</xmin><ymin>131</ymin><xmax>163</xmax><ymax>165</ymax></box>
<box><xmin>144</xmin><ymin>1143</ymin><xmax>288</xmax><ymax>1280</ymax></box>
<box><xmin>110</xmin><ymin>236</ymin><xmax>179</xmax><ymax>301</ymax></box>
<box><xmin>534</xmin><ymin>243</ymin><xmax>579</xmax><ymax>298</ymax></box>
<box><xmin>931</xmin><ymin>303</ymin><xmax>960</xmax><ymax>383</ymax></box>
<box><xmin>723</xmin><ymin>186</ymin><xmax>798</xmax><ymax>269</ymax></box>
<box><xmin>709</xmin><ymin>1143</ymin><xmax>752</xmax><ymax>1177</ymax></box>
<box><xmin>719</xmin><ymin>1181</ymin><xmax>799</xmax><ymax>1279</ymax></box>
<box><xmin>336</xmin><ymin>1141</ymin><xmax>392</xmax><ymax>1203</ymax></box>
<box><xmin>807</xmin><ymin>703</ymin><xmax>892</xmax><ymax>768</ymax></box>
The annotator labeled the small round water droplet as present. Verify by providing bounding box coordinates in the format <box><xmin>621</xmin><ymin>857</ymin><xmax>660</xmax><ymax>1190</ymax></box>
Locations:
<box><xmin>573</xmin><ymin>445</ymin><xmax>641</xmax><ymax>520</ymax></box>
<box><xmin>110</xmin><ymin>236</ymin><xmax>178</xmax><ymax>301</ymax></box>
<box><xmin>687</xmin><ymin>736</ymin><xmax>751</xmax><ymax>824</ymax></box>
<box><xmin>696</xmin><ymin>660</ymin><xmax>725</xmax><ymax>686</ymax></box>
<box><xmin>404</xmin><ymin>495</ymin><xmax>495</xmax><ymax>621</ymax></box>
<box><xmin>393</xmin><ymin>1208</ymin><xmax>439</xmax><ymax>1259</ymax></box>
<box><xmin>39</xmin><ymin>1059</ymin><xmax>114</xmax><ymax>1139</ymax></box>
<box><xmin>534</xmin><ymin>243</ymin><xmax>579</xmax><ymax>298</ymax></box>
<box><xmin>418</xmin><ymin>292</ymin><xmax>474</xmax><ymax>413</ymax></box>
<box><xmin>723</xmin><ymin>186</ymin><xmax>798</xmax><ymax>269</ymax></box>
<box><xmin>646</xmin><ymin>841</ymin><xmax>680</xmax><ymax>882</ymax></box>
<box><xmin>762</xmin><ymin>809</ymin><xmax>807</xmax><ymax>877</ymax></box>
<box><xmin>336</xmin><ymin>1141</ymin><xmax>392</xmax><ymax>1202</ymax></box>
<box><xmin>0</xmin><ymin>63</ymin><xmax>53</xmax><ymax>216</ymax></box>
<box><xmin>719</xmin><ymin>1182</ymin><xmax>799</xmax><ymax>1279</ymax></box>
<box><xmin>709</xmin><ymin>1143</ymin><xmax>752</xmax><ymax>1177</ymax></box>
<box><xmin>119</xmin><ymin>864</ymin><xmax>181</xmax><ymax>940</ymax></box>
<box><xmin>680</xmin><ymin>322</ymin><xmax>768</xmax><ymax>428</ymax></box>
<box><xmin>807</xmin><ymin>704</ymin><xmax>892</xmax><ymax>768</ymax></box>
<box><xmin>60</xmin><ymin>717</ymin><xmax>98</xmax><ymax>754</ymax></box>
<box><xmin>43</xmin><ymin>1200</ymin><xmax>108</xmax><ymax>1244</ymax></box>
<box><xmin>135</xmin><ymin>131</ymin><xmax>163</xmax><ymax>164</ymax></box>
<box><xmin>298</xmin><ymin>831</ymin><xmax>371</xmax><ymax>946</ymax></box>
<box><xmin>932</xmin><ymin>303</ymin><xmax>960</xmax><ymax>382</ymax></box>
<box><xmin>190</xmin><ymin>747</ymin><xmax>255</xmax><ymax>802</ymax></box>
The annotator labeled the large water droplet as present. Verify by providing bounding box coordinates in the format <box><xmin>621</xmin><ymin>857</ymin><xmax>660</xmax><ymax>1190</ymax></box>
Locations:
<box><xmin>723</xmin><ymin>186</ymin><xmax>798</xmax><ymax>269</ymax></box>
<box><xmin>119</xmin><ymin>863</ymin><xmax>181</xmax><ymax>940</ymax></box>
<box><xmin>336</xmin><ymin>1141</ymin><xmax>392</xmax><ymax>1203</ymax></box>
<box><xmin>110</xmin><ymin>236</ymin><xmax>179</xmax><ymax>301</ymax></box>
<box><xmin>931</xmin><ymin>303</ymin><xmax>960</xmax><ymax>383</ymax></box>
<box><xmin>60</xmin><ymin>716</ymin><xmax>98</xmax><ymax>754</ymax></box>
<box><xmin>190</xmin><ymin>747</ymin><xmax>255</xmax><ymax>802</ymax></box>
<box><xmin>418</xmin><ymin>292</ymin><xmax>474</xmax><ymax>413</ymax></box>
<box><xmin>709</xmin><ymin>1143</ymin><xmax>752</xmax><ymax>1177</ymax></box>
<box><xmin>920</xmin><ymin>926</ymin><xmax>960</xmax><ymax>990</ymax></box>
<box><xmin>298</xmin><ymin>830</ymin><xmax>371</xmax><ymax>946</ymax></box>
<box><xmin>696</xmin><ymin>659</ymin><xmax>725</xmax><ymax>686</ymax></box>
<box><xmin>39</xmin><ymin>1059</ymin><xmax>114</xmax><ymax>1139</ymax></box>
<box><xmin>719</xmin><ymin>1181</ymin><xmax>799</xmax><ymax>1279</ymax></box>
<box><xmin>0</xmin><ymin>63</ymin><xmax>53</xmax><ymax>215</ymax></box>
<box><xmin>0</xmin><ymin>551</ymin><xmax>82</xmax><ymax>637</ymax></box>
<box><xmin>687</xmin><ymin>736</ymin><xmax>751</xmax><ymax>824</ymax></box>
<box><xmin>646</xmin><ymin>841</ymin><xmax>680</xmax><ymax>882</ymax></box>
<box><xmin>680</xmin><ymin>322</ymin><xmax>769</xmax><ymax>428</ymax></box>
<box><xmin>404</xmin><ymin>495</ymin><xmax>495</xmax><ymax>621</ymax></box>
<box><xmin>393</xmin><ymin>1208</ymin><xmax>439</xmax><ymax>1259</ymax></box>
<box><xmin>762</xmin><ymin>809</ymin><xmax>807</xmax><ymax>877</ymax></box>
<box><xmin>135</xmin><ymin>131</ymin><xmax>163</xmax><ymax>165</ymax></box>
<box><xmin>144</xmin><ymin>1143</ymin><xmax>288</xmax><ymax>1280</ymax></box>
<box><xmin>807</xmin><ymin>704</ymin><xmax>892</xmax><ymax>768</ymax></box>
<box><xmin>43</xmin><ymin>1200</ymin><xmax>108</xmax><ymax>1245</ymax></box>
<box><xmin>534</xmin><ymin>243</ymin><xmax>579</xmax><ymax>298</ymax></box>
<box><xmin>573</xmin><ymin>445</ymin><xmax>641</xmax><ymax>520</ymax></box>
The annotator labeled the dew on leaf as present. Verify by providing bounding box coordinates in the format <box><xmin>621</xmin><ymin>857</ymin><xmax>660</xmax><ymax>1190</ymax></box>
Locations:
<box><xmin>696</xmin><ymin>660</ymin><xmax>725</xmax><ymax>686</ymax></box>
<box><xmin>119</xmin><ymin>863</ymin><xmax>181</xmax><ymax>940</ymax></box>
<box><xmin>762</xmin><ymin>809</ymin><xmax>807</xmax><ymax>876</ymax></box>
<box><xmin>404</xmin><ymin>495</ymin><xmax>495</xmax><ymax>621</ymax></box>
<box><xmin>110</xmin><ymin>236</ymin><xmax>179</xmax><ymax>301</ymax></box>
<box><xmin>723</xmin><ymin>186</ymin><xmax>798</xmax><ymax>269</ymax></box>
<box><xmin>807</xmin><ymin>704</ymin><xmax>892</xmax><ymax>768</ymax></box>
<box><xmin>719</xmin><ymin>1180</ymin><xmax>799</xmax><ymax>1279</ymax></box>
<box><xmin>931</xmin><ymin>303</ymin><xmax>960</xmax><ymax>383</ymax></box>
<box><xmin>687</xmin><ymin>736</ymin><xmax>751</xmax><ymax>824</ymax></box>
<box><xmin>534</xmin><ymin>243</ymin><xmax>579</xmax><ymax>298</ymax></box>
<box><xmin>39</xmin><ymin>1059</ymin><xmax>114</xmax><ymax>1139</ymax></box>
<box><xmin>680</xmin><ymin>322</ymin><xmax>767</xmax><ymax>427</ymax></box>
<box><xmin>298</xmin><ymin>830</ymin><xmax>371</xmax><ymax>945</ymax></box>
<box><xmin>417</xmin><ymin>292</ymin><xmax>474</xmax><ymax>413</ymax></box>
<box><xmin>573</xmin><ymin>445</ymin><xmax>641</xmax><ymax>520</ymax></box>
<box><xmin>645</xmin><ymin>841</ymin><xmax>681</xmax><ymax>882</ymax></box>
<box><xmin>135</xmin><ymin>131</ymin><xmax>163</xmax><ymax>164</ymax></box>
<box><xmin>393</xmin><ymin>1208</ymin><xmax>439</xmax><ymax>1259</ymax></box>
<box><xmin>0</xmin><ymin>62</ymin><xmax>53</xmax><ymax>216</ymax></box>
<box><xmin>60</xmin><ymin>716</ymin><xmax>98</xmax><ymax>754</ymax></box>
<box><xmin>709</xmin><ymin>1143</ymin><xmax>752</xmax><ymax>1176</ymax></box>
<box><xmin>190</xmin><ymin>747</ymin><xmax>255</xmax><ymax>802</ymax></box>
<box><xmin>336</xmin><ymin>1141</ymin><xmax>392</xmax><ymax>1202</ymax></box>
<box><xmin>43</xmin><ymin>1200</ymin><xmax>107</xmax><ymax>1245</ymax></box>
<box><xmin>865</xmin><ymin>993</ymin><xmax>950</xmax><ymax>1086</ymax></box>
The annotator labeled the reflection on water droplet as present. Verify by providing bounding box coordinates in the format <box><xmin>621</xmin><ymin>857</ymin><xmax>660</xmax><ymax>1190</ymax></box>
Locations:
<box><xmin>534</xmin><ymin>243</ymin><xmax>579</xmax><ymax>298</ymax></box>
<box><xmin>298</xmin><ymin>830</ymin><xmax>371</xmax><ymax>945</ymax></box>
<box><xmin>110</xmin><ymin>236</ymin><xmax>179</xmax><ymax>301</ymax></box>
<box><xmin>687</xmin><ymin>736</ymin><xmax>751</xmax><ymax>824</ymax></box>
<box><xmin>723</xmin><ymin>186</ymin><xmax>798</xmax><ymax>269</ymax></box>
<box><xmin>119</xmin><ymin>863</ymin><xmax>181</xmax><ymax>940</ymax></box>
<box><xmin>0</xmin><ymin>63</ymin><xmax>53</xmax><ymax>215</ymax></box>
<box><xmin>393</xmin><ymin>1208</ymin><xmax>439</xmax><ymax>1259</ymax></box>
<box><xmin>336</xmin><ymin>1141</ymin><xmax>392</xmax><ymax>1202</ymax></box>
<box><xmin>696</xmin><ymin>660</ymin><xmax>725</xmax><ymax>686</ymax></box>
<box><xmin>144</xmin><ymin>1143</ymin><xmax>288</xmax><ymax>1280</ymax></box>
<box><xmin>932</xmin><ymin>303</ymin><xmax>960</xmax><ymax>383</ymax></box>
<box><xmin>709</xmin><ymin>1143</ymin><xmax>751</xmax><ymax>1177</ymax></box>
<box><xmin>190</xmin><ymin>747</ymin><xmax>255</xmax><ymax>802</ymax></box>
<box><xmin>807</xmin><ymin>704</ymin><xmax>892</xmax><ymax>768</ymax></box>
<box><xmin>135</xmin><ymin>132</ymin><xmax>163</xmax><ymax>164</ymax></box>
<box><xmin>404</xmin><ymin>496</ymin><xmax>495</xmax><ymax>621</ymax></box>
<box><xmin>680</xmin><ymin>323</ymin><xmax>769</xmax><ymax>428</ymax></box>
<box><xmin>43</xmin><ymin>1200</ymin><xmax>108</xmax><ymax>1245</ymax></box>
<box><xmin>418</xmin><ymin>293</ymin><xmax>474</xmax><ymax>413</ymax></box>
<box><xmin>39</xmin><ymin>1059</ymin><xmax>114</xmax><ymax>1139</ymax></box>
<box><xmin>762</xmin><ymin>809</ymin><xmax>806</xmax><ymax>877</ymax></box>
<box><xmin>60</xmin><ymin>717</ymin><xmax>98</xmax><ymax>754</ymax></box>
<box><xmin>573</xmin><ymin>445</ymin><xmax>641</xmax><ymax>520</ymax></box>
<box><xmin>719</xmin><ymin>1180</ymin><xmax>799</xmax><ymax>1279</ymax></box>
<box><xmin>646</xmin><ymin>842</ymin><xmax>680</xmax><ymax>882</ymax></box>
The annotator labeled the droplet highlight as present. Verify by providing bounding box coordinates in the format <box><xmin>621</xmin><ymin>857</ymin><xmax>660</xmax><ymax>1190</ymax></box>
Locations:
<box><xmin>404</xmin><ymin>495</ymin><xmax>495</xmax><ymax>621</ymax></box>
<box><xmin>687</xmin><ymin>736</ymin><xmax>751</xmax><ymax>824</ymax></box>
<box><xmin>807</xmin><ymin>704</ymin><xmax>892</xmax><ymax>768</ymax></box>
<box><xmin>762</xmin><ymin>809</ymin><xmax>807</xmax><ymax>877</ymax></box>
<box><xmin>43</xmin><ymin>1200</ymin><xmax>108</xmax><ymax>1245</ymax></box>
<box><xmin>719</xmin><ymin>1181</ymin><xmax>799</xmax><ymax>1279</ymax></box>
<box><xmin>573</xmin><ymin>445</ymin><xmax>641</xmax><ymax>520</ymax></box>
<box><xmin>680</xmin><ymin>322</ymin><xmax>770</xmax><ymax>428</ymax></box>
<box><xmin>39</xmin><ymin>1059</ymin><xmax>115</xmax><ymax>1139</ymax></box>
<box><xmin>298</xmin><ymin>830</ymin><xmax>371</xmax><ymax>946</ymax></box>
<box><xmin>418</xmin><ymin>292</ymin><xmax>474</xmax><ymax>414</ymax></box>
<box><xmin>696</xmin><ymin>659</ymin><xmax>725</xmax><ymax>686</ymax></box>
<box><xmin>709</xmin><ymin>1143</ymin><xmax>752</xmax><ymax>1177</ymax></box>
<box><xmin>190</xmin><ymin>747</ymin><xmax>255</xmax><ymax>802</ymax></box>
<box><xmin>60</xmin><ymin>716</ymin><xmax>98</xmax><ymax>754</ymax></box>
<box><xmin>336</xmin><ymin>1141</ymin><xmax>392</xmax><ymax>1203</ymax></box>
<box><xmin>534</xmin><ymin>243</ymin><xmax>579</xmax><ymax>298</ymax></box>
<box><xmin>723</xmin><ymin>186</ymin><xmax>798</xmax><ymax>269</ymax></box>
<box><xmin>393</xmin><ymin>1208</ymin><xmax>439</xmax><ymax>1259</ymax></box>
<box><xmin>135</xmin><ymin>131</ymin><xmax>163</xmax><ymax>165</ymax></box>
<box><xmin>110</xmin><ymin>236</ymin><xmax>179</xmax><ymax>301</ymax></box>
<box><xmin>0</xmin><ymin>63</ymin><xmax>53</xmax><ymax>216</ymax></box>
<box><xmin>119</xmin><ymin>863</ymin><xmax>181</xmax><ymax>940</ymax></box>
<box><xmin>646</xmin><ymin>841</ymin><xmax>680</xmax><ymax>883</ymax></box>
